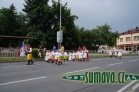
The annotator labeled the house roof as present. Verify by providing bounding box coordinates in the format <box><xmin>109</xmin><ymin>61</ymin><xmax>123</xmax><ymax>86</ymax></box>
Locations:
<box><xmin>120</xmin><ymin>29</ymin><xmax>139</xmax><ymax>35</ymax></box>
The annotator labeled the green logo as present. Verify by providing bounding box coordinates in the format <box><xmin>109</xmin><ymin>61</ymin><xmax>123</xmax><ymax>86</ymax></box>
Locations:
<box><xmin>62</xmin><ymin>72</ymin><xmax>139</xmax><ymax>84</ymax></box>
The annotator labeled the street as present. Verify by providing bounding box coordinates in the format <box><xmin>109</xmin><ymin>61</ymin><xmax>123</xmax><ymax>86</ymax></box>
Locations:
<box><xmin>0</xmin><ymin>56</ymin><xmax>139</xmax><ymax>92</ymax></box>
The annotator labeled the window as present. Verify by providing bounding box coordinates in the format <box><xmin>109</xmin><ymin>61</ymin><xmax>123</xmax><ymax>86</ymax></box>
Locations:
<box><xmin>126</xmin><ymin>46</ymin><xmax>131</xmax><ymax>51</ymax></box>
<box><xmin>134</xmin><ymin>36</ymin><xmax>139</xmax><ymax>41</ymax></box>
<box><xmin>120</xmin><ymin>38</ymin><xmax>123</xmax><ymax>42</ymax></box>
<box><xmin>126</xmin><ymin>37</ymin><xmax>130</xmax><ymax>42</ymax></box>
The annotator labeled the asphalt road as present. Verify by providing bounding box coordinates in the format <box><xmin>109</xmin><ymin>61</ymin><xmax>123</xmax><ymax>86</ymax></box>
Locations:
<box><xmin>0</xmin><ymin>56</ymin><xmax>139</xmax><ymax>92</ymax></box>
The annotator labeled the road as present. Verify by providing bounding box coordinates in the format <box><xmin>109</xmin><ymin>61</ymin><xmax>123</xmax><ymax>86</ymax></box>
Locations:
<box><xmin>0</xmin><ymin>56</ymin><xmax>139</xmax><ymax>92</ymax></box>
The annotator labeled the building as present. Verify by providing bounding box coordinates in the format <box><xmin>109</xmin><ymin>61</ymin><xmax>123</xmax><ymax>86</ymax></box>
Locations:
<box><xmin>117</xmin><ymin>29</ymin><xmax>139</xmax><ymax>51</ymax></box>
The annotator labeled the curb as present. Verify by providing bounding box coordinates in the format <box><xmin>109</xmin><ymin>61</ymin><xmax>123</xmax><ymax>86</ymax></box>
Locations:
<box><xmin>0</xmin><ymin>54</ymin><xmax>138</xmax><ymax>63</ymax></box>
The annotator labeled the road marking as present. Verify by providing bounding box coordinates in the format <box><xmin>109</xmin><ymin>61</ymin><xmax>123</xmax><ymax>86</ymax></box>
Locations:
<box><xmin>117</xmin><ymin>81</ymin><xmax>137</xmax><ymax>92</ymax></box>
<box><xmin>0</xmin><ymin>76</ymin><xmax>47</xmax><ymax>86</ymax></box>
<box><xmin>107</xmin><ymin>62</ymin><xmax>123</xmax><ymax>66</ymax></box>
<box><xmin>129</xmin><ymin>59</ymin><xmax>138</xmax><ymax>62</ymax></box>
<box><xmin>131</xmin><ymin>83</ymin><xmax>139</xmax><ymax>92</ymax></box>
<box><xmin>64</xmin><ymin>67</ymin><xmax>99</xmax><ymax>74</ymax></box>
<box><xmin>2</xmin><ymin>64</ymin><xmax>42</xmax><ymax>68</ymax></box>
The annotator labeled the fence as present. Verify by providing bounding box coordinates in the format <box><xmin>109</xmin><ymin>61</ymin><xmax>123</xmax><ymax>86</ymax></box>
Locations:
<box><xmin>0</xmin><ymin>52</ymin><xmax>18</xmax><ymax>58</ymax></box>
<box><xmin>0</xmin><ymin>47</ymin><xmax>19</xmax><ymax>58</ymax></box>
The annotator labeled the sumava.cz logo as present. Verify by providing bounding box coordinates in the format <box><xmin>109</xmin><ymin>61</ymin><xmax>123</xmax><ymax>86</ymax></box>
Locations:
<box><xmin>62</xmin><ymin>71</ymin><xmax>139</xmax><ymax>84</ymax></box>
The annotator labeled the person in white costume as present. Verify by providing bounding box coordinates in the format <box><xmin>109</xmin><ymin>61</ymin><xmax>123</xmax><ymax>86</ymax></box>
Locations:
<box><xmin>79</xmin><ymin>50</ymin><xmax>83</xmax><ymax>62</ymax></box>
<box><xmin>45</xmin><ymin>50</ymin><xmax>50</xmax><ymax>62</ymax></box>
<box><xmin>109</xmin><ymin>49</ymin><xmax>113</xmax><ymax>58</ymax></box>
<box><xmin>83</xmin><ymin>50</ymin><xmax>89</xmax><ymax>61</ymax></box>
<box><xmin>68</xmin><ymin>51</ymin><xmax>72</xmax><ymax>62</ymax></box>
<box><xmin>54</xmin><ymin>50</ymin><xmax>59</xmax><ymax>64</ymax></box>
<box><xmin>63</xmin><ymin>51</ymin><xmax>68</xmax><ymax>62</ymax></box>
<box><xmin>118</xmin><ymin>48</ymin><xmax>122</xmax><ymax>59</ymax></box>
<box><xmin>114</xmin><ymin>50</ymin><xmax>118</xmax><ymax>58</ymax></box>
<box><xmin>57</xmin><ymin>50</ymin><xmax>62</xmax><ymax>65</ymax></box>
<box><xmin>20</xmin><ymin>47</ymin><xmax>26</xmax><ymax>57</ymax></box>
<box><xmin>72</xmin><ymin>51</ymin><xmax>76</xmax><ymax>61</ymax></box>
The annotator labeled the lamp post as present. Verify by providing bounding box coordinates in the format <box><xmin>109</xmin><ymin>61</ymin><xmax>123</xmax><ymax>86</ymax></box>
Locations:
<box><xmin>58</xmin><ymin>0</ymin><xmax>62</xmax><ymax>50</ymax></box>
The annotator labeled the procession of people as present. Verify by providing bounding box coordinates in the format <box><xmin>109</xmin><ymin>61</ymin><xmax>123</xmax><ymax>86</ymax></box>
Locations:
<box><xmin>19</xmin><ymin>42</ymin><xmax>124</xmax><ymax>65</ymax></box>
<box><xmin>109</xmin><ymin>47</ymin><xmax>123</xmax><ymax>59</ymax></box>
<box><xmin>44</xmin><ymin>45</ymin><xmax>89</xmax><ymax>65</ymax></box>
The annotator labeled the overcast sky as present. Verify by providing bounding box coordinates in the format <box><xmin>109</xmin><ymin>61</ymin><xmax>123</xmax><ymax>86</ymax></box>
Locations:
<box><xmin>0</xmin><ymin>0</ymin><xmax>139</xmax><ymax>33</ymax></box>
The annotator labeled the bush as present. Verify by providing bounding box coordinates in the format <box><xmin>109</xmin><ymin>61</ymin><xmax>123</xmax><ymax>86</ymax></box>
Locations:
<box><xmin>32</xmin><ymin>48</ymin><xmax>39</xmax><ymax>58</ymax></box>
<box><xmin>32</xmin><ymin>48</ymin><xmax>45</xmax><ymax>58</ymax></box>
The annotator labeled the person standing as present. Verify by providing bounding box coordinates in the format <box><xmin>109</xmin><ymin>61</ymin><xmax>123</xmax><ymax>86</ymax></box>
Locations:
<box><xmin>109</xmin><ymin>49</ymin><xmax>113</xmax><ymax>58</ymax></box>
<box><xmin>38</xmin><ymin>45</ymin><xmax>43</xmax><ymax>59</ymax></box>
<box><xmin>53</xmin><ymin>45</ymin><xmax>56</xmax><ymax>52</ymax></box>
<box><xmin>27</xmin><ymin>45</ymin><xmax>33</xmax><ymax>65</ymax></box>
<box><xmin>61</xmin><ymin>45</ymin><xmax>64</xmax><ymax>54</ymax></box>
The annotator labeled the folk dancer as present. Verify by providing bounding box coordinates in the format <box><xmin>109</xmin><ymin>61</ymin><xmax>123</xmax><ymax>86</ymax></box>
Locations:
<box><xmin>75</xmin><ymin>50</ymin><xmax>79</xmax><ymax>61</ymax></box>
<box><xmin>68</xmin><ymin>51</ymin><xmax>72</xmax><ymax>62</ymax></box>
<box><xmin>57</xmin><ymin>50</ymin><xmax>62</xmax><ymax>65</ymax></box>
<box><xmin>38</xmin><ymin>45</ymin><xmax>43</xmax><ymax>59</ymax></box>
<box><xmin>79</xmin><ymin>50</ymin><xmax>83</xmax><ymax>62</ymax></box>
<box><xmin>118</xmin><ymin>48</ymin><xmax>122</xmax><ymax>59</ymax></box>
<box><xmin>54</xmin><ymin>50</ymin><xmax>59</xmax><ymax>64</ymax></box>
<box><xmin>83</xmin><ymin>50</ymin><xmax>89</xmax><ymax>61</ymax></box>
<box><xmin>114</xmin><ymin>50</ymin><xmax>118</xmax><ymax>58</ymax></box>
<box><xmin>26</xmin><ymin>45</ymin><xmax>33</xmax><ymax>65</ymax></box>
<box><xmin>45</xmin><ymin>50</ymin><xmax>50</xmax><ymax>62</ymax></box>
<box><xmin>63</xmin><ymin>51</ymin><xmax>68</xmax><ymax>62</ymax></box>
<box><xmin>72</xmin><ymin>51</ymin><xmax>76</xmax><ymax>61</ymax></box>
<box><xmin>109</xmin><ymin>49</ymin><xmax>113</xmax><ymax>58</ymax></box>
<box><xmin>49</xmin><ymin>50</ymin><xmax>55</xmax><ymax>63</ymax></box>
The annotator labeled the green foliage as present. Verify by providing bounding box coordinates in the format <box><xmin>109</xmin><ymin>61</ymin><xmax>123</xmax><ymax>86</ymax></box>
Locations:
<box><xmin>0</xmin><ymin>1</ymin><xmax>120</xmax><ymax>51</ymax></box>
<box><xmin>32</xmin><ymin>48</ymin><xmax>39</xmax><ymax>58</ymax></box>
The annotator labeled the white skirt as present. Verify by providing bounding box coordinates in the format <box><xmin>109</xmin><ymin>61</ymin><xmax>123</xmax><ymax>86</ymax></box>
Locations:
<box><xmin>69</xmin><ymin>56</ymin><xmax>72</xmax><ymax>60</ymax></box>
<box><xmin>118</xmin><ymin>52</ymin><xmax>122</xmax><ymax>56</ymax></box>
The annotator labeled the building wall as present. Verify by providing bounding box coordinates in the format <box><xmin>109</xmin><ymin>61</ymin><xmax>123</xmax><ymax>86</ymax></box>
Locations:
<box><xmin>116</xmin><ymin>32</ymin><xmax>139</xmax><ymax>51</ymax></box>
<box><xmin>132</xmin><ymin>33</ymin><xmax>139</xmax><ymax>44</ymax></box>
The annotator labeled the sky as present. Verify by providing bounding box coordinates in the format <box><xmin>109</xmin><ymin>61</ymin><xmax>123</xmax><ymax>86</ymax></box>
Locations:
<box><xmin>0</xmin><ymin>0</ymin><xmax>139</xmax><ymax>33</ymax></box>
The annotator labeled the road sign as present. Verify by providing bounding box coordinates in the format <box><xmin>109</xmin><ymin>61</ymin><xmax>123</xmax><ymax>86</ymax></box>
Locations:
<box><xmin>57</xmin><ymin>31</ymin><xmax>63</xmax><ymax>42</ymax></box>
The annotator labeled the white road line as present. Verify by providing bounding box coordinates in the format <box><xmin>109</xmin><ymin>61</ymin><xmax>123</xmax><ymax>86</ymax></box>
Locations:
<box><xmin>2</xmin><ymin>64</ymin><xmax>42</xmax><ymax>68</ymax></box>
<box><xmin>129</xmin><ymin>59</ymin><xmax>138</xmax><ymax>62</ymax></box>
<box><xmin>117</xmin><ymin>81</ymin><xmax>137</xmax><ymax>92</ymax></box>
<box><xmin>0</xmin><ymin>76</ymin><xmax>47</xmax><ymax>86</ymax></box>
<box><xmin>64</xmin><ymin>67</ymin><xmax>99</xmax><ymax>74</ymax></box>
<box><xmin>131</xmin><ymin>83</ymin><xmax>139</xmax><ymax>92</ymax></box>
<box><xmin>107</xmin><ymin>62</ymin><xmax>123</xmax><ymax>66</ymax></box>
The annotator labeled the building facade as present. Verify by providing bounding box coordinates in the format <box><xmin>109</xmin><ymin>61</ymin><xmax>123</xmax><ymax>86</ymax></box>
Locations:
<box><xmin>117</xmin><ymin>29</ymin><xmax>139</xmax><ymax>51</ymax></box>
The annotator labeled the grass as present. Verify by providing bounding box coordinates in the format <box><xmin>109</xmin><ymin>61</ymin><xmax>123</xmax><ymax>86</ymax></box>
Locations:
<box><xmin>0</xmin><ymin>53</ymin><xmax>138</xmax><ymax>62</ymax></box>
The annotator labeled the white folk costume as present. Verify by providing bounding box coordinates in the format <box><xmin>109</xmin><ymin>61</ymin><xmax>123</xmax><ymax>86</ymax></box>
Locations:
<box><xmin>72</xmin><ymin>52</ymin><xmax>76</xmax><ymax>61</ymax></box>
<box><xmin>54</xmin><ymin>51</ymin><xmax>59</xmax><ymax>64</ymax></box>
<box><xmin>83</xmin><ymin>50</ymin><xmax>89</xmax><ymax>61</ymax></box>
<box><xmin>68</xmin><ymin>52</ymin><xmax>72</xmax><ymax>61</ymax></box>
<box><xmin>109</xmin><ymin>50</ymin><xmax>113</xmax><ymax>58</ymax></box>
<box><xmin>114</xmin><ymin>50</ymin><xmax>118</xmax><ymax>58</ymax></box>
<box><xmin>45</xmin><ymin>52</ymin><xmax>50</xmax><ymax>62</ymax></box>
<box><xmin>20</xmin><ymin>47</ymin><xmax>26</xmax><ymax>57</ymax></box>
<box><xmin>79</xmin><ymin>51</ymin><xmax>83</xmax><ymax>62</ymax></box>
<box><xmin>50</xmin><ymin>51</ymin><xmax>54</xmax><ymax>63</ymax></box>
<box><xmin>118</xmin><ymin>49</ymin><xmax>122</xmax><ymax>59</ymax></box>
<box><xmin>63</xmin><ymin>51</ymin><xmax>68</xmax><ymax>61</ymax></box>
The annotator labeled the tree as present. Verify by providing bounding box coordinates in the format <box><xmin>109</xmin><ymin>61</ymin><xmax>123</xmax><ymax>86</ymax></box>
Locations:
<box><xmin>0</xmin><ymin>4</ymin><xmax>22</xmax><ymax>46</ymax></box>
